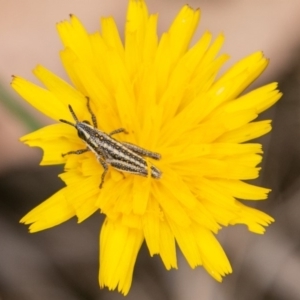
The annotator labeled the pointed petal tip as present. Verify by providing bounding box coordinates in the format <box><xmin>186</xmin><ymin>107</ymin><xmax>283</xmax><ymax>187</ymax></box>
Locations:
<box><xmin>269</xmin><ymin>217</ymin><xmax>275</xmax><ymax>224</ymax></box>
<box><xmin>19</xmin><ymin>135</ymin><xmax>31</xmax><ymax>143</ymax></box>
<box><xmin>28</xmin><ymin>223</ymin><xmax>47</xmax><ymax>233</ymax></box>
<box><xmin>218</xmin><ymin>31</ymin><xmax>225</xmax><ymax>39</ymax></box>
<box><xmin>10</xmin><ymin>75</ymin><xmax>19</xmax><ymax>85</ymax></box>
<box><xmin>20</xmin><ymin>214</ymin><xmax>32</xmax><ymax>224</ymax></box>
<box><xmin>32</xmin><ymin>64</ymin><xmax>46</xmax><ymax>76</ymax></box>
<box><xmin>227</xmin><ymin>266</ymin><xmax>233</xmax><ymax>274</ymax></box>
<box><xmin>20</xmin><ymin>217</ymin><xmax>33</xmax><ymax>225</ymax></box>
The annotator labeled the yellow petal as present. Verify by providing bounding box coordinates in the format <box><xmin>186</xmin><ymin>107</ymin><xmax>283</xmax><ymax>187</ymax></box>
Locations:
<box><xmin>167</xmin><ymin>5</ymin><xmax>200</xmax><ymax>61</ymax></box>
<box><xmin>231</xmin><ymin>202</ymin><xmax>274</xmax><ymax>233</ymax></box>
<box><xmin>20</xmin><ymin>188</ymin><xmax>75</xmax><ymax>232</ymax></box>
<box><xmin>216</xmin><ymin>51</ymin><xmax>268</xmax><ymax>95</ymax></box>
<box><xmin>57</xmin><ymin>15</ymin><xmax>94</xmax><ymax>66</ymax></box>
<box><xmin>153</xmin><ymin>181</ymin><xmax>192</xmax><ymax>228</ymax></box>
<box><xmin>194</xmin><ymin>227</ymin><xmax>232</xmax><ymax>281</ymax></box>
<box><xmin>211</xmin><ymin>179</ymin><xmax>270</xmax><ymax>200</ymax></box>
<box><xmin>168</xmin><ymin>220</ymin><xmax>202</xmax><ymax>268</ymax></box>
<box><xmin>33</xmin><ymin>65</ymin><xmax>87</xmax><ymax>120</ymax></box>
<box><xmin>218</xmin><ymin>120</ymin><xmax>272</xmax><ymax>143</ymax></box>
<box><xmin>154</xmin><ymin>5</ymin><xmax>200</xmax><ymax>97</ymax></box>
<box><xmin>225</xmin><ymin>82</ymin><xmax>282</xmax><ymax>114</ymax></box>
<box><xmin>132</xmin><ymin>175</ymin><xmax>151</xmax><ymax>214</ymax></box>
<box><xmin>11</xmin><ymin>76</ymin><xmax>65</xmax><ymax>121</ymax></box>
<box><xmin>20</xmin><ymin>123</ymin><xmax>83</xmax><ymax>165</ymax></box>
<box><xmin>59</xmin><ymin>48</ymin><xmax>88</xmax><ymax>94</ymax></box>
<box><xmin>64</xmin><ymin>175</ymin><xmax>101</xmax><ymax>222</ymax></box>
<box><xmin>125</xmin><ymin>0</ymin><xmax>149</xmax><ymax>75</ymax></box>
<box><xmin>99</xmin><ymin>218</ymin><xmax>144</xmax><ymax>295</ymax></box>
<box><xmin>142</xmin><ymin>198</ymin><xmax>161</xmax><ymax>255</ymax></box>
<box><xmin>159</xmin><ymin>219</ymin><xmax>178</xmax><ymax>269</ymax></box>
<box><xmin>100</xmin><ymin>17</ymin><xmax>124</xmax><ymax>59</ymax></box>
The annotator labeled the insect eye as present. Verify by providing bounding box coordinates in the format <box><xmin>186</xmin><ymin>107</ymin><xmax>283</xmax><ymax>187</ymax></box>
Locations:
<box><xmin>83</xmin><ymin>120</ymin><xmax>91</xmax><ymax>125</ymax></box>
<box><xmin>77</xmin><ymin>130</ymin><xmax>86</xmax><ymax>141</ymax></box>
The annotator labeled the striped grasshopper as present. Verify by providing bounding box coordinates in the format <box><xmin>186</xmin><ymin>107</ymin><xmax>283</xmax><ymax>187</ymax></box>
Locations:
<box><xmin>60</xmin><ymin>99</ymin><xmax>162</xmax><ymax>188</ymax></box>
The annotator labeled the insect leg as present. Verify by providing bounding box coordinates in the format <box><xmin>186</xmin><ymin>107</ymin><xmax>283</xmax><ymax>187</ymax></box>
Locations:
<box><xmin>97</xmin><ymin>156</ymin><xmax>109</xmax><ymax>189</ymax></box>
<box><xmin>86</xmin><ymin>97</ymin><xmax>98</xmax><ymax>128</ymax></box>
<box><xmin>109</xmin><ymin>128</ymin><xmax>128</xmax><ymax>136</ymax></box>
<box><xmin>122</xmin><ymin>142</ymin><xmax>161</xmax><ymax>160</ymax></box>
<box><xmin>62</xmin><ymin>148</ymin><xmax>89</xmax><ymax>157</ymax></box>
<box><xmin>106</xmin><ymin>159</ymin><xmax>148</xmax><ymax>177</ymax></box>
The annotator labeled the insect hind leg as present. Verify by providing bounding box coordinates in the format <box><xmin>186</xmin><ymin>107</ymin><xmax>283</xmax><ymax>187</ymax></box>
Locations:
<box><xmin>122</xmin><ymin>142</ymin><xmax>161</xmax><ymax>160</ymax></box>
<box><xmin>106</xmin><ymin>159</ymin><xmax>148</xmax><ymax>177</ymax></box>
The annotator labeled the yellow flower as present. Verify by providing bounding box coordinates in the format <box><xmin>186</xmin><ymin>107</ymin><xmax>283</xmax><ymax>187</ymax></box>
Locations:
<box><xmin>12</xmin><ymin>0</ymin><xmax>282</xmax><ymax>295</ymax></box>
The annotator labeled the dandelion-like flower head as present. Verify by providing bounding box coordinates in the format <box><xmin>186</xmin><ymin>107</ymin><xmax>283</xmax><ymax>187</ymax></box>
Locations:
<box><xmin>12</xmin><ymin>0</ymin><xmax>281</xmax><ymax>295</ymax></box>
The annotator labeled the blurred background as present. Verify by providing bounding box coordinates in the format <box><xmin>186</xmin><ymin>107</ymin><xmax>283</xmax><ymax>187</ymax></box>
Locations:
<box><xmin>1</xmin><ymin>0</ymin><xmax>300</xmax><ymax>299</ymax></box>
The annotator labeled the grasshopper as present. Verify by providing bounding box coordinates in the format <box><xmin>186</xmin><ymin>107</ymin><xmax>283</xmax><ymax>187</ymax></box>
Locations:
<box><xmin>59</xmin><ymin>99</ymin><xmax>162</xmax><ymax>188</ymax></box>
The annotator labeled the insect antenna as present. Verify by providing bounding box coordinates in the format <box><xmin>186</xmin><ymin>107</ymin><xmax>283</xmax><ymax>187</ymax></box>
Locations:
<box><xmin>59</xmin><ymin>105</ymin><xmax>78</xmax><ymax>126</ymax></box>
<box><xmin>86</xmin><ymin>97</ymin><xmax>97</xmax><ymax>128</ymax></box>
<box><xmin>59</xmin><ymin>119</ymin><xmax>75</xmax><ymax>127</ymax></box>
<box><xmin>68</xmin><ymin>105</ymin><xmax>79</xmax><ymax>122</ymax></box>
